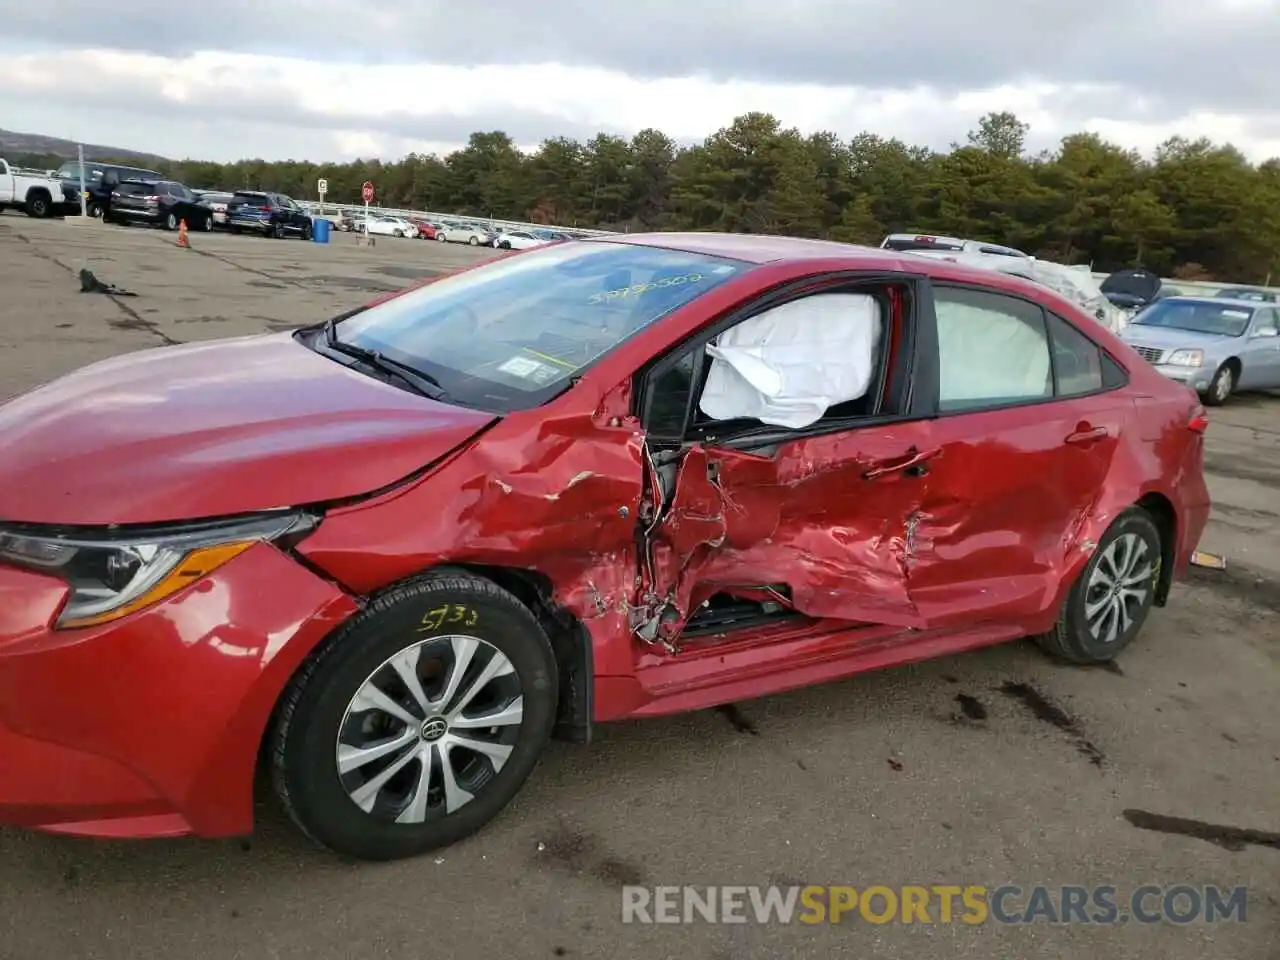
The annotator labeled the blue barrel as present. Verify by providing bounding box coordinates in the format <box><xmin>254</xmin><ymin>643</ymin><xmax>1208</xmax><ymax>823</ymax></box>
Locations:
<box><xmin>312</xmin><ymin>217</ymin><xmax>331</xmax><ymax>244</ymax></box>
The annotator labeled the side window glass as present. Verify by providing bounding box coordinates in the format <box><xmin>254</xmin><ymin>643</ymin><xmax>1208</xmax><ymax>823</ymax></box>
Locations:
<box><xmin>935</xmin><ymin>287</ymin><xmax>1052</xmax><ymax>412</ymax></box>
<box><xmin>1255</xmin><ymin>309</ymin><xmax>1278</xmax><ymax>334</ymax></box>
<box><xmin>646</xmin><ymin>351</ymin><xmax>697</xmax><ymax>437</ymax></box>
<box><xmin>1046</xmin><ymin>312</ymin><xmax>1104</xmax><ymax>397</ymax></box>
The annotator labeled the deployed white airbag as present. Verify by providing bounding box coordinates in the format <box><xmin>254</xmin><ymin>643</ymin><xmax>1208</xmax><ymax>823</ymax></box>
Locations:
<box><xmin>936</xmin><ymin>298</ymin><xmax>1051</xmax><ymax>403</ymax></box>
<box><xmin>699</xmin><ymin>293</ymin><xmax>882</xmax><ymax>429</ymax></box>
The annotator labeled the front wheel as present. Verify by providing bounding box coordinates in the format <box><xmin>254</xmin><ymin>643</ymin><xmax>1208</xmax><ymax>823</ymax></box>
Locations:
<box><xmin>164</xmin><ymin>211</ymin><xmax>178</xmax><ymax>231</ymax></box>
<box><xmin>436</xmin><ymin>232</ymin><xmax>448</xmax><ymax>242</ymax></box>
<box><xmin>1033</xmin><ymin>508</ymin><xmax>1162</xmax><ymax>664</ymax></box>
<box><xmin>270</xmin><ymin>570</ymin><xmax>559</xmax><ymax>861</ymax></box>
<box><xmin>301</xmin><ymin>222</ymin><xmax>313</xmax><ymax>241</ymax></box>
<box><xmin>87</xmin><ymin>202</ymin><xmax>103</xmax><ymax>219</ymax></box>
<box><xmin>468</xmin><ymin>235</ymin><xmax>480</xmax><ymax>246</ymax></box>
<box><xmin>202</xmin><ymin>215</ymin><xmax>214</xmax><ymax>232</ymax></box>
<box><xmin>1204</xmin><ymin>363</ymin><xmax>1235</xmax><ymax>406</ymax></box>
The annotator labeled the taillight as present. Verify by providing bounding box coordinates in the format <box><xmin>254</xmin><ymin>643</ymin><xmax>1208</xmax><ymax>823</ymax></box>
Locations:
<box><xmin>1188</xmin><ymin>408</ymin><xmax>1209</xmax><ymax>434</ymax></box>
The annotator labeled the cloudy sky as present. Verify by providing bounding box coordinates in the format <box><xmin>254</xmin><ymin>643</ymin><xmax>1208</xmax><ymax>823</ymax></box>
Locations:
<box><xmin>4</xmin><ymin>0</ymin><xmax>1280</xmax><ymax>164</ymax></box>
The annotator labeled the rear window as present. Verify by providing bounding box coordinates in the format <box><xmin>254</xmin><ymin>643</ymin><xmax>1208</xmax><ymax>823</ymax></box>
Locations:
<box><xmin>115</xmin><ymin>181</ymin><xmax>158</xmax><ymax>196</ymax></box>
<box><xmin>233</xmin><ymin>192</ymin><xmax>269</xmax><ymax>203</ymax></box>
<box><xmin>883</xmin><ymin>235</ymin><xmax>965</xmax><ymax>253</ymax></box>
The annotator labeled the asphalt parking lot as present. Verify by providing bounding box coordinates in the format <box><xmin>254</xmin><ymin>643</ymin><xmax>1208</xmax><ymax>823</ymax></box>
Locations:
<box><xmin>0</xmin><ymin>215</ymin><xmax>1276</xmax><ymax>960</ymax></box>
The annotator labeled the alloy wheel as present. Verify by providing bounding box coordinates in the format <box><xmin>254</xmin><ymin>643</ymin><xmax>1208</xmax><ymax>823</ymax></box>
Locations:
<box><xmin>1214</xmin><ymin>367</ymin><xmax>1234</xmax><ymax>402</ymax></box>
<box><xmin>1084</xmin><ymin>532</ymin><xmax>1155</xmax><ymax>644</ymax></box>
<box><xmin>335</xmin><ymin>634</ymin><xmax>524</xmax><ymax>824</ymax></box>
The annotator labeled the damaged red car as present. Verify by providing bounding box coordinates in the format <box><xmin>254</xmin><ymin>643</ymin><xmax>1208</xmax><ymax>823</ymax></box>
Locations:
<box><xmin>0</xmin><ymin>233</ymin><xmax>1211</xmax><ymax>861</ymax></box>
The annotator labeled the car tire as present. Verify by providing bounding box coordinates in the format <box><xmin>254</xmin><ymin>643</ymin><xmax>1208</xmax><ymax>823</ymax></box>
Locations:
<box><xmin>468</xmin><ymin>236</ymin><xmax>480</xmax><ymax>246</ymax></box>
<box><xmin>1033</xmin><ymin>507</ymin><xmax>1163</xmax><ymax>664</ymax></box>
<box><xmin>87</xmin><ymin>202</ymin><xmax>103</xmax><ymax>219</ymax></box>
<box><xmin>1204</xmin><ymin>363</ymin><xmax>1235</xmax><ymax>406</ymax></box>
<box><xmin>302</xmin><ymin>222</ymin><xmax>314</xmax><ymax>241</ymax></box>
<box><xmin>499</xmin><ymin>241</ymin><xmax>511</xmax><ymax>249</ymax></box>
<box><xmin>164</xmin><ymin>212</ymin><xmax>178</xmax><ymax>231</ymax></box>
<box><xmin>202</xmin><ymin>214</ymin><xmax>214</xmax><ymax>232</ymax></box>
<box><xmin>270</xmin><ymin>569</ymin><xmax>559</xmax><ymax>862</ymax></box>
<box><xmin>24</xmin><ymin>192</ymin><xmax>52</xmax><ymax>218</ymax></box>
<box><xmin>437</xmin><ymin>232</ymin><xmax>448</xmax><ymax>242</ymax></box>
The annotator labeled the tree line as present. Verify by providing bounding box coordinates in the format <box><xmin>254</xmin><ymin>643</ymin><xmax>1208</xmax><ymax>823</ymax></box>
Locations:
<box><xmin>12</xmin><ymin>111</ymin><xmax>1280</xmax><ymax>281</ymax></box>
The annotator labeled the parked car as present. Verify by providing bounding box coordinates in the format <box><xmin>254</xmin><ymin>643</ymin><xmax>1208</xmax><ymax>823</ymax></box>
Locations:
<box><xmin>344</xmin><ymin>210</ymin><xmax>370</xmax><ymax>232</ymax></box>
<box><xmin>1213</xmin><ymin>287</ymin><xmax>1276</xmax><ymax>303</ymax></box>
<box><xmin>196</xmin><ymin>190</ymin><xmax>236</xmax><ymax>227</ymax></box>
<box><xmin>364</xmin><ymin>216</ymin><xmax>418</xmax><ymax>238</ymax></box>
<box><xmin>492</xmin><ymin>230</ymin><xmax>546</xmax><ymax>250</ymax></box>
<box><xmin>55</xmin><ymin>159</ymin><xmax>163</xmax><ymax>219</ymax></box>
<box><xmin>0</xmin><ymin>233</ymin><xmax>1211</xmax><ymax>862</ymax></box>
<box><xmin>436</xmin><ymin>222</ymin><xmax>492</xmax><ymax>245</ymax></box>
<box><xmin>880</xmin><ymin>233</ymin><xmax>1030</xmax><ymax>259</ymax></box>
<box><xmin>411</xmin><ymin>220</ymin><xmax>439</xmax><ymax>239</ymax></box>
<box><xmin>1119</xmin><ymin>295</ymin><xmax>1280</xmax><ymax>404</ymax></box>
<box><xmin>0</xmin><ymin>158</ymin><xmax>60</xmax><ymax>217</ymax></box>
<box><xmin>107</xmin><ymin>179</ymin><xmax>214</xmax><ymax>231</ymax></box>
<box><xmin>225</xmin><ymin>191</ymin><xmax>314</xmax><ymax>239</ymax></box>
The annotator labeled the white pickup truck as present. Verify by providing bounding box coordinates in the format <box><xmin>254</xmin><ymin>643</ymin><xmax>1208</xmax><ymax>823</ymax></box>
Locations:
<box><xmin>0</xmin><ymin>158</ymin><xmax>61</xmax><ymax>217</ymax></box>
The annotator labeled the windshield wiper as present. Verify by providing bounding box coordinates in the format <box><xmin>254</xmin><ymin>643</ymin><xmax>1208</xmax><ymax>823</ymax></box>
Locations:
<box><xmin>322</xmin><ymin>322</ymin><xmax>451</xmax><ymax>401</ymax></box>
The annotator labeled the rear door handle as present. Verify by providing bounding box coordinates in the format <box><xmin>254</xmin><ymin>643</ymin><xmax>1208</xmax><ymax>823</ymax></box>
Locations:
<box><xmin>862</xmin><ymin>446</ymin><xmax>939</xmax><ymax>481</ymax></box>
<box><xmin>1065</xmin><ymin>425</ymin><xmax>1109</xmax><ymax>445</ymax></box>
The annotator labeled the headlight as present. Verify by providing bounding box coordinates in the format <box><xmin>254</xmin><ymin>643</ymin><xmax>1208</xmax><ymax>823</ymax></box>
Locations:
<box><xmin>0</xmin><ymin>512</ymin><xmax>316</xmax><ymax>629</ymax></box>
<box><xmin>1164</xmin><ymin>349</ymin><xmax>1204</xmax><ymax>367</ymax></box>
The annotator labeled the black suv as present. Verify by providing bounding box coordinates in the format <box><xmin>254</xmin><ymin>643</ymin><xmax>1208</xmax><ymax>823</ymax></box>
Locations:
<box><xmin>106</xmin><ymin>179</ymin><xmax>214</xmax><ymax>231</ymax></box>
<box><xmin>56</xmin><ymin>160</ymin><xmax>163</xmax><ymax>218</ymax></box>
<box><xmin>224</xmin><ymin>191</ymin><xmax>314</xmax><ymax>239</ymax></box>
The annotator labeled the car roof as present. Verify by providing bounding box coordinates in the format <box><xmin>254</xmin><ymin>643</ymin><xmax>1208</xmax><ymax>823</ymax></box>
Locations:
<box><xmin>1156</xmin><ymin>295</ymin><xmax>1261</xmax><ymax>310</ymax></box>
<box><xmin>589</xmin><ymin>232</ymin><xmax>1128</xmax><ymax>316</ymax></box>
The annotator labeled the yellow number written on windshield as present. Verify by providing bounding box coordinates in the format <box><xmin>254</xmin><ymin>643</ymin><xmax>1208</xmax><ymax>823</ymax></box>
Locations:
<box><xmin>587</xmin><ymin>273</ymin><xmax>706</xmax><ymax>304</ymax></box>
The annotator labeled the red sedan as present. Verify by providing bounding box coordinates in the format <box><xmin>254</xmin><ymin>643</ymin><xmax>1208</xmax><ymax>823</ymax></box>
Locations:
<box><xmin>412</xmin><ymin>220</ymin><xmax>438</xmax><ymax>240</ymax></box>
<box><xmin>0</xmin><ymin>233</ymin><xmax>1211</xmax><ymax>861</ymax></box>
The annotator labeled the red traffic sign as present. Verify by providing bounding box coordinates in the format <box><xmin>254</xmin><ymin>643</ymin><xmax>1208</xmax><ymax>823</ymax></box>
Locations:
<box><xmin>361</xmin><ymin>181</ymin><xmax>374</xmax><ymax>204</ymax></box>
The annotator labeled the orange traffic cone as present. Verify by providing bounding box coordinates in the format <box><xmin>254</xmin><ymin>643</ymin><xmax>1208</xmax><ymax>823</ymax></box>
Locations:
<box><xmin>177</xmin><ymin>219</ymin><xmax>189</xmax><ymax>248</ymax></box>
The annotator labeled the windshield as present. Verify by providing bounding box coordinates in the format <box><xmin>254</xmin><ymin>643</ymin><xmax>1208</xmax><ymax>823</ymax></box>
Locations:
<box><xmin>1131</xmin><ymin>300</ymin><xmax>1253</xmax><ymax>337</ymax></box>
<box><xmin>333</xmin><ymin>241</ymin><xmax>748</xmax><ymax>412</ymax></box>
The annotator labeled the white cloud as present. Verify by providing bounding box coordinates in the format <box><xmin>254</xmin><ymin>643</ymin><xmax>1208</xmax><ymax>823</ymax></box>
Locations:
<box><xmin>3</xmin><ymin>47</ymin><xmax>1280</xmax><ymax>164</ymax></box>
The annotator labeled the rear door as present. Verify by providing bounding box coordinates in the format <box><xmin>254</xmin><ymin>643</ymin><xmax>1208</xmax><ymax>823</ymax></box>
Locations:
<box><xmin>632</xmin><ymin>274</ymin><xmax>937</xmax><ymax>644</ymax></box>
<box><xmin>908</xmin><ymin>283</ymin><xmax>1133</xmax><ymax>628</ymax></box>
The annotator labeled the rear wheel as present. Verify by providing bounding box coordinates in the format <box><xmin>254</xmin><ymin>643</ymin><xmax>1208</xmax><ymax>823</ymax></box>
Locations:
<box><xmin>301</xmin><ymin>222</ymin><xmax>313</xmax><ymax>241</ymax></box>
<box><xmin>1204</xmin><ymin>363</ymin><xmax>1235</xmax><ymax>406</ymax></box>
<box><xmin>202</xmin><ymin>214</ymin><xmax>214</xmax><ymax>232</ymax></box>
<box><xmin>271</xmin><ymin>571</ymin><xmax>558</xmax><ymax>861</ymax></box>
<box><xmin>468</xmin><ymin>235</ymin><xmax>480</xmax><ymax>246</ymax></box>
<box><xmin>1034</xmin><ymin>508</ymin><xmax>1162</xmax><ymax>664</ymax></box>
<box><xmin>164</xmin><ymin>211</ymin><xmax>178</xmax><ymax>231</ymax></box>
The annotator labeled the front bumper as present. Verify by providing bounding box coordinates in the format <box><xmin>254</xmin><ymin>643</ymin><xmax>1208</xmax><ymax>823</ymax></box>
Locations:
<box><xmin>1151</xmin><ymin>362</ymin><xmax>1214</xmax><ymax>394</ymax></box>
<box><xmin>0</xmin><ymin>543</ymin><xmax>356</xmax><ymax>838</ymax></box>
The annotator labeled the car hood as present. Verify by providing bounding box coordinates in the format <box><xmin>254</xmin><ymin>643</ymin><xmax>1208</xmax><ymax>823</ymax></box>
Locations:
<box><xmin>0</xmin><ymin>333</ymin><xmax>496</xmax><ymax>526</ymax></box>
<box><xmin>1101</xmin><ymin>268</ymin><xmax>1161</xmax><ymax>303</ymax></box>
<box><xmin>1120</xmin><ymin>325</ymin><xmax>1234</xmax><ymax>351</ymax></box>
